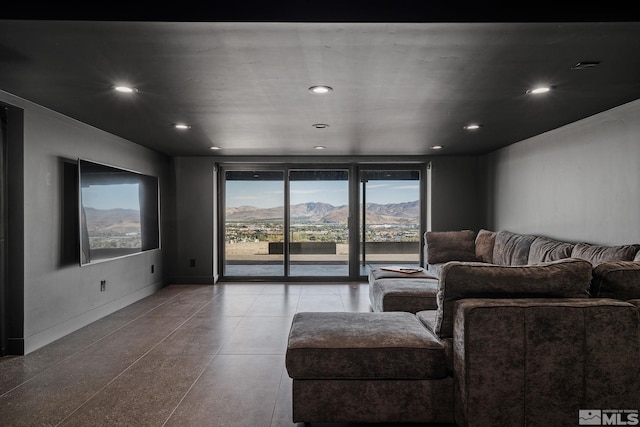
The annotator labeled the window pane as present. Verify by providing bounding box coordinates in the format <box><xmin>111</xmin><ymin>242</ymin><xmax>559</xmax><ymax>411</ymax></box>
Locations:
<box><xmin>360</xmin><ymin>170</ymin><xmax>421</xmax><ymax>276</ymax></box>
<box><xmin>224</xmin><ymin>170</ymin><xmax>284</xmax><ymax>277</ymax></box>
<box><xmin>289</xmin><ymin>169</ymin><xmax>349</xmax><ymax>277</ymax></box>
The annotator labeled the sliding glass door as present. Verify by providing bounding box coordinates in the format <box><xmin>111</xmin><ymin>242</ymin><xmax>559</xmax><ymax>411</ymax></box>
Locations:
<box><xmin>224</xmin><ymin>170</ymin><xmax>285</xmax><ymax>277</ymax></box>
<box><xmin>289</xmin><ymin>170</ymin><xmax>349</xmax><ymax>277</ymax></box>
<box><xmin>221</xmin><ymin>164</ymin><xmax>424</xmax><ymax>280</ymax></box>
<box><xmin>359</xmin><ymin>169</ymin><xmax>422</xmax><ymax>276</ymax></box>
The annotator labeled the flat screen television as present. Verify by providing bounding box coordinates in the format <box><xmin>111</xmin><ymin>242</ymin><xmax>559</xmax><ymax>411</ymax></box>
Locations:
<box><xmin>78</xmin><ymin>159</ymin><xmax>160</xmax><ymax>265</ymax></box>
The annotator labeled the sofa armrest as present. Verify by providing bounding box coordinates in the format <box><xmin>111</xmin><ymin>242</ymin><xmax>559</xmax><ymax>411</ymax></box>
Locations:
<box><xmin>453</xmin><ymin>298</ymin><xmax>640</xmax><ymax>427</ymax></box>
<box><xmin>592</xmin><ymin>260</ymin><xmax>640</xmax><ymax>300</ymax></box>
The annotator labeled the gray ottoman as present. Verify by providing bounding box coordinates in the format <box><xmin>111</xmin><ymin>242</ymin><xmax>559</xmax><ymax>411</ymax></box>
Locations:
<box><xmin>368</xmin><ymin>267</ymin><xmax>439</xmax><ymax>313</ymax></box>
<box><xmin>285</xmin><ymin>311</ymin><xmax>454</xmax><ymax>424</ymax></box>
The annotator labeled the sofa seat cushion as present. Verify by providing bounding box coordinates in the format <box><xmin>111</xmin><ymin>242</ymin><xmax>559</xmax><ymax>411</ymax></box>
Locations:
<box><xmin>435</xmin><ymin>258</ymin><xmax>593</xmax><ymax>338</ymax></box>
<box><xmin>286</xmin><ymin>312</ymin><xmax>448</xmax><ymax>380</ymax></box>
<box><xmin>571</xmin><ymin>242</ymin><xmax>639</xmax><ymax>266</ymax></box>
<box><xmin>426</xmin><ymin>263</ymin><xmax>446</xmax><ymax>279</ymax></box>
<box><xmin>416</xmin><ymin>309</ymin><xmax>437</xmax><ymax>332</ymax></box>
<box><xmin>416</xmin><ymin>310</ymin><xmax>454</xmax><ymax>372</ymax></box>
<box><xmin>369</xmin><ymin>277</ymin><xmax>439</xmax><ymax>313</ymax></box>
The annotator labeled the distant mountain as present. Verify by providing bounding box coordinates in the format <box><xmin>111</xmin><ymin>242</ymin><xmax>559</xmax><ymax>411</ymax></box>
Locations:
<box><xmin>226</xmin><ymin>201</ymin><xmax>419</xmax><ymax>224</ymax></box>
<box><xmin>290</xmin><ymin>202</ymin><xmax>340</xmax><ymax>220</ymax></box>
<box><xmin>83</xmin><ymin>207</ymin><xmax>141</xmax><ymax>233</ymax></box>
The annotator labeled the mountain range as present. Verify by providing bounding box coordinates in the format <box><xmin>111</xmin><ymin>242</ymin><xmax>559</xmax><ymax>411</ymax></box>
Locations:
<box><xmin>83</xmin><ymin>207</ymin><xmax>141</xmax><ymax>233</ymax></box>
<box><xmin>226</xmin><ymin>201</ymin><xmax>419</xmax><ymax>224</ymax></box>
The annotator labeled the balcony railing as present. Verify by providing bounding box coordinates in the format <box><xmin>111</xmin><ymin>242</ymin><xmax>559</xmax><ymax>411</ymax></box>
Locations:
<box><xmin>225</xmin><ymin>241</ymin><xmax>419</xmax><ymax>263</ymax></box>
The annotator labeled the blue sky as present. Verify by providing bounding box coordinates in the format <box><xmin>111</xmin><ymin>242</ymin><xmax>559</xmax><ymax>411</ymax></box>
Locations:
<box><xmin>226</xmin><ymin>180</ymin><xmax>419</xmax><ymax>208</ymax></box>
<box><xmin>81</xmin><ymin>183</ymin><xmax>141</xmax><ymax>210</ymax></box>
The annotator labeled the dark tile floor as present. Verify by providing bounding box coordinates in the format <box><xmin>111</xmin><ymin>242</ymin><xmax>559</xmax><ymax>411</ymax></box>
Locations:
<box><xmin>0</xmin><ymin>282</ymin><xmax>449</xmax><ymax>427</ymax></box>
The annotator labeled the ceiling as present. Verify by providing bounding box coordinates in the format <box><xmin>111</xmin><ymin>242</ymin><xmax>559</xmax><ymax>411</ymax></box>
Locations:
<box><xmin>2</xmin><ymin>6</ymin><xmax>640</xmax><ymax>158</ymax></box>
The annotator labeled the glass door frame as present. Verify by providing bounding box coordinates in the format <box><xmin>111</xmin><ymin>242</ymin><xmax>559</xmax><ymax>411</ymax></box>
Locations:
<box><xmin>221</xmin><ymin>167</ymin><xmax>287</xmax><ymax>278</ymax></box>
<box><xmin>218</xmin><ymin>161</ymin><xmax>427</xmax><ymax>282</ymax></box>
<box><xmin>358</xmin><ymin>165</ymin><xmax>426</xmax><ymax>277</ymax></box>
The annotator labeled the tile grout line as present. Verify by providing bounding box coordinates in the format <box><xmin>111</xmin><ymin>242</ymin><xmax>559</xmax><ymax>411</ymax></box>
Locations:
<box><xmin>160</xmin><ymin>352</ymin><xmax>218</xmax><ymax>427</ymax></box>
<box><xmin>3</xmin><ymin>283</ymin><xmax>364</xmax><ymax>426</ymax></box>
<box><xmin>54</xmin><ymin>287</ymin><xmax>220</xmax><ymax>426</ymax></box>
<box><xmin>0</xmin><ymin>287</ymin><xmax>197</xmax><ymax>400</ymax></box>
<box><xmin>267</xmin><ymin>287</ymin><xmax>301</xmax><ymax>426</ymax></box>
<box><xmin>269</xmin><ymin>364</ymin><xmax>290</xmax><ymax>427</ymax></box>
<box><xmin>161</xmin><ymin>287</ymin><xmax>274</xmax><ymax>426</ymax></box>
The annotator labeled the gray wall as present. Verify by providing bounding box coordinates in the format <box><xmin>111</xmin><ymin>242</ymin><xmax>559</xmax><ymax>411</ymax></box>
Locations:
<box><xmin>480</xmin><ymin>98</ymin><xmax>640</xmax><ymax>245</ymax></box>
<box><xmin>1</xmin><ymin>90</ymin><xmax>172</xmax><ymax>354</ymax></box>
<box><xmin>428</xmin><ymin>156</ymin><xmax>480</xmax><ymax>232</ymax></box>
<box><xmin>171</xmin><ymin>157</ymin><xmax>217</xmax><ymax>283</ymax></box>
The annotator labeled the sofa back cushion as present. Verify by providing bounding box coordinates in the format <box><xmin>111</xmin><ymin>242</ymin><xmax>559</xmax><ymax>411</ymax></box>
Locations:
<box><xmin>475</xmin><ymin>229</ymin><xmax>496</xmax><ymax>263</ymax></box>
<box><xmin>527</xmin><ymin>237</ymin><xmax>574</xmax><ymax>265</ymax></box>
<box><xmin>492</xmin><ymin>230</ymin><xmax>537</xmax><ymax>266</ymax></box>
<box><xmin>592</xmin><ymin>261</ymin><xmax>640</xmax><ymax>300</ymax></box>
<box><xmin>571</xmin><ymin>242</ymin><xmax>640</xmax><ymax>266</ymax></box>
<box><xmin>434</xmin><ymin>258</ymin><xmax>593</xmax><ymax>338</ymax></box>
<box><xmin>424</xmin><ymin>230</ymin><xmax>477</xmax><ymax>264</ymax></box>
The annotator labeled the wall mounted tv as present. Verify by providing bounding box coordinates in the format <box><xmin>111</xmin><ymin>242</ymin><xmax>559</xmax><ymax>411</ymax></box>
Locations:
<box><xmin>79</xmin><ymin>159</ymin><xmax>160</xmax><ymax>266</ymax></box>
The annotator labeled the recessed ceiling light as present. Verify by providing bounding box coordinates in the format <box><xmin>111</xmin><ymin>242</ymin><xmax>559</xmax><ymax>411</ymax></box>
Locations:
<box><xmin>173</xmin><ymin>123</ymin><xmax>191</xmax><ymax>130</ymax></box>
<box><xmin>463</xmin><ymin>124</ymin><xmax>482</xmax><ymax>130</ymax></box>
<box><xmin>308</xmin><ymin>85</ymin><xmax>333</xmax><ymax>95</ymax></box>
<box><xmin>312</xmin><ymin>123</ymin><xmax>330</xmax><ymax>129</ymax></box>
<box><xmin>572</xmin><ymin>61</ymin><xmax>601</xmax><ymax>70</ymax></box>
<box><xmin>313</xmin><ymin>145</ymin><xmax>326</xmax><ymax>150</ymax></box>
<box><xmin>209</xmin><ymin>146</ymin><xmax>221</xmax><ymax>150</ymax></box>
<box><xmin>526</xmin><ymin>86</ymin><xmax>553</xmax><ymax>95</ymax></box>
<box><xmin>113</xmin><ymin>85</ymin><xmax>137</xmax><ymax>93</ymax></box>
<box><xmin>430</xmin><ymin>145</ymin><xmax>443</xmax><ymax>150</ymax></box>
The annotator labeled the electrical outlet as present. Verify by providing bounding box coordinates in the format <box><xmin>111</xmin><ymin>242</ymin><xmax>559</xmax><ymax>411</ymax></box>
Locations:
<box><xmin>190</xmin><ymin>259</ymin><xmax>196</xmax><ymax>267</ymax></box>
<box><xmin>100</xmin><ymin>280</ymin><xmax>106</xmax><ymax>292</ymax></box>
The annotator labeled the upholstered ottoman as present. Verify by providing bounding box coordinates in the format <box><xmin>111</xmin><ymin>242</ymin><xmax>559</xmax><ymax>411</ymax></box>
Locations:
<box><xmin>285</xmin><ymin>311</ymin><xmax>454</xmax><ymax>424</ymax></box>
<box><xmin>368</xmin><ymin>267</ymin><xmax>439</xmax><ymax>313</ymax></box>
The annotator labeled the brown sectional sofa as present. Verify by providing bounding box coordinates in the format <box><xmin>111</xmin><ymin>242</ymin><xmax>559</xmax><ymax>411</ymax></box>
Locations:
<box><xmin>426</xmin><ymin>229</ymin><xmax>640</xmax><ymax>302</ymax></box>
<box><xmin>370</xmin><ymin>228</ymin><xmax>640</xmax><ymax>315</ymax></box>
<box><xmin>285</xmin><ymin>229</ymin><xmax>640</xmax><ymax>425</ymax></box>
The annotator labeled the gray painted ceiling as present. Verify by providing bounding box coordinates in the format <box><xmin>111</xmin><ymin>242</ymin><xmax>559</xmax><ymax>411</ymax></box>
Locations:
<box><xmin>1</xmin><ymin>18</ymin><xmax>640</xmax><ymax>157</ymax></box>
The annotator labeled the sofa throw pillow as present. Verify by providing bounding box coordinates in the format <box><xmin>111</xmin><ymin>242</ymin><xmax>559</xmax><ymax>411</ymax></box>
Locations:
<box><xmin>424</xmin><ymin>230</ymin><xmax>477</xmax><ymax>264</ymax></box>
<box><xmin>492</xmin><ymin>230</ymin><xmax>537</xmax><ymax>266</ymax></box>
<box><xmin>475</xmin><ymin>229</ymin><xmax>496</xmax><ymax>263</ymax></box>
<box><xmin>434</xmin><ymin>258</ymin><xmax>593</xmax><ymax>338</ymax></box>
<box><xmin>571</xmin><ymin>242</ymin><xmax>639</xmax><ymax>266</ymax></box>
<box><xmin>635</xmin><ymin>250</ymin><xmax>640</xmax><ymax>262</ymax></box>
<box><xmin>527</xmin><ymin>237</ymin><xmax>574</xmax><ymax>265</ymax></box>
